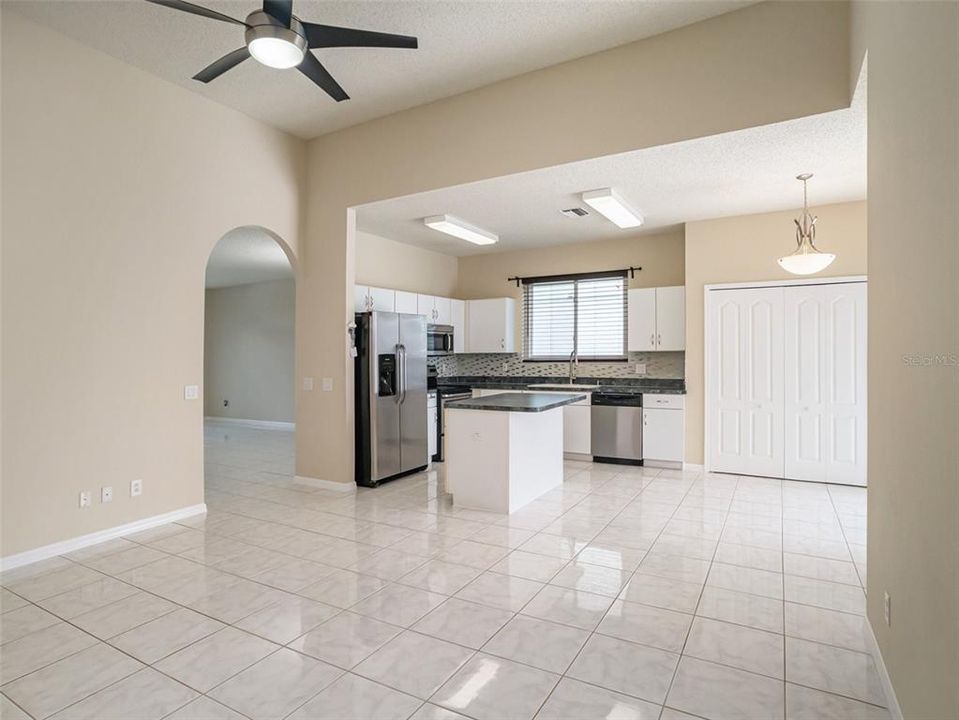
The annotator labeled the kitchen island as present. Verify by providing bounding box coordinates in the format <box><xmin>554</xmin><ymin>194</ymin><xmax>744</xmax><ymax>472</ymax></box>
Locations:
<box><xmin>444</xmin><ymin>392</ymin><xmax>586</xmax><ymax>514</ymax></box>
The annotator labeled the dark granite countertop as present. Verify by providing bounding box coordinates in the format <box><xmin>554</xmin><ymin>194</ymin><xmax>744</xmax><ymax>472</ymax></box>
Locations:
<box><xmin>436</xmin><ymin>375</ymin><xmax>685</xmax><ymax>395</ymax></box>
<box><xmin>445</xmin><ymin>392</ymin><xmax>588</xmax><ymax>413</ymax></box>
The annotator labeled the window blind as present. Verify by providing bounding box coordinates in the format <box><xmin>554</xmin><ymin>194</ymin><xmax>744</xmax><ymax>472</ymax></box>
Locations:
<box><xmin>523</xmin><ymin>271</ymin><xmax>627</xmax><ymax>361</ymax></box>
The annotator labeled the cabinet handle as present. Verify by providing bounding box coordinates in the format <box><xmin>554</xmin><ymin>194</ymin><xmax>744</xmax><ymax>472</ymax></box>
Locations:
<box><xmin>657</xmin><ymin>333</ymin><xmax>661</xmax><ymax>346</ymax></box>
<box><xmin>650</xmin><ymin>333</ymin><xmax>655</xmax><ymax>347</ymax></box>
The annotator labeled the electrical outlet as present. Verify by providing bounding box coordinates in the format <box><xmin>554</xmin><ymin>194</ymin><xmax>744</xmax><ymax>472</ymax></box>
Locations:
<box><xmin>184</xmin><ymin>384</ymin><xmax>199</xmax><ymax>400</ymax></box>
<box><xmin>321</xmin><ymin>377</ymin><xmax>334</xmax><ymax>392</ymax></box>
<box><xmin>884</xmin><ymin>591</ymin><xmax>891</xmax><ymax>626</ymax></box>
<box><xmin>634</xmin><ymin>363</ymin><xmax>647</xmax><ymax>375</ymax></box>
<box><xmin>79</xmin><ymin>491</ymin><xmax>92</xmax><ymax>509</ymax></box>
<box><xmin>130</xmin><ymin>479</ymin><xmax>143</xmax><ymax>498</ymax></box>
<box><xmin>101</xmin><ymin>487</ymin><xmax>113</xmax><ymax>503</ymax></box>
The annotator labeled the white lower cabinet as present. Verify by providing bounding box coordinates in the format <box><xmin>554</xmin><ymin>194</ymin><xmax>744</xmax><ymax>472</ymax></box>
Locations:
<box><xmin>563</xmin><ymin>403</ymin><xmax>591</xmax><ymax>455</ymax></box>
<box><xmin>643</xmin><ymin>405</ymin><xmax>684</xmax><ymax>463</ymax></box>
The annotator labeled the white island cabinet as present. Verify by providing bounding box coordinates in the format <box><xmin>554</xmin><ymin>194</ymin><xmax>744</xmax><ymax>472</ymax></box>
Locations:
<box><xmin>445</xmin><ymin>392</ymin><xmax>585</xmax><ymax>513</ymax></box>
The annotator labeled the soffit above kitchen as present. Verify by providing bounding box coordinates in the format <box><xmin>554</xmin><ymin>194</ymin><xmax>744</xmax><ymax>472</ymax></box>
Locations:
<box><xmin>8</xmin><ymin>0</ymin><xmax>752</xmax><ymax>139</ymax></box>
<box><xmin>356</xmin><ymin>74</ymin><xmax>866</xmax><ymax>257</ymax></box>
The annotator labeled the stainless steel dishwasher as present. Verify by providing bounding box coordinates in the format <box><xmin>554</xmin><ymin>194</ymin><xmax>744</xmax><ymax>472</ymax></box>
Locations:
<box><xmin>591</xmin><ymin>393</ymin><xmax>643</xmax><ymax>465</ymax></box>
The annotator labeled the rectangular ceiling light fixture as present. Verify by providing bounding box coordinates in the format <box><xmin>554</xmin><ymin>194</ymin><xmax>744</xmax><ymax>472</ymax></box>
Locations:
<box><xmin>423</xmin><ymin>214</ymin><xmax>498</xmax><ymax>245</ymax></box>
<box><xmin>581</xmin><ymin>188</ymin><xmax>644</xmax><ymax>229</ymax></box>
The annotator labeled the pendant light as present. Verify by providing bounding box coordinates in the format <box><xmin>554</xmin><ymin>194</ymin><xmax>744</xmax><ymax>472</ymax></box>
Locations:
<box><xmin>778</xmin><ymin>173</ymin><xmax>835</xmax><ymax>275</ymax></box>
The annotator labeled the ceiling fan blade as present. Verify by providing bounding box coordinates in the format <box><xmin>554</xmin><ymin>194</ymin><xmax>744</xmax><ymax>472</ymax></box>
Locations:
<box><xmin>297</xmin><ymin>52</ymin><xmax>349</xmax><ymax>102</ymax></box>
<box><xmin>193</xmin><ymin>47</ymin><xmax>250</xmax><ymax>83</ymax></box>
<box><xmin>303</xmin><ymin>23</ymin><xmax>418</xmax><ymax>50</ymax></box>
<box><xmin>263</xmin><ymin>0</ymin><xmax>293</xmax><ymax>27</ymax></box>
<box><xmin>145</xmin><ymin>0</ymin><xmax>246</xmax><ymax>26</ymax></box>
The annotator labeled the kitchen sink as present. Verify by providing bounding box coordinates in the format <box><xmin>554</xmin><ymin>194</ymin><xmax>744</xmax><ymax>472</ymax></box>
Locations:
<box><xmin>527</xmin><ymin>383</ymin><xmax>601</xmax><ymax>391</ymax></box>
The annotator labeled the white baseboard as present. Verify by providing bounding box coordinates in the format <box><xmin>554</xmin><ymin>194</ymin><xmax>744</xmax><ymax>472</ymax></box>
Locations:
<box><xmin>294</xmin><ymin>475</ymin><xmax>356</xmax><ymax>493</ymax></box>
<box><xmin>865</xmin><ymin>618</ymin><xmax>903</xmax><ymax>720</ymax></box>
<box><xmin>683</xmin><ymin>462</ymin><xmax>705</xmax><ymax>471</ymax></box>
<box><xmin>205</xmin><ymin>417</ymin><xmax>295</xmax><ymax>431</ymax></box>
<box><xmin>1</xmin><ymin>504</ymin><xmax>208</xmax><ymax>572</ymax></box>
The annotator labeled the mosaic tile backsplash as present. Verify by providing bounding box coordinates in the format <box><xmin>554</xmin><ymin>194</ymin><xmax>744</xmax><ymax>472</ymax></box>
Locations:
<box><xmin>433</xmin><ymin>351</ymin><xmax>685</xmax><ymax>379</ymax></box>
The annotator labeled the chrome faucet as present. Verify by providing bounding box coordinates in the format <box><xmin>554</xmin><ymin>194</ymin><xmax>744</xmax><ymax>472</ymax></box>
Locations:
<box><xmin>568</xmin><ymin>348</ymin><xmax>578</xmax><ymax>384</ymax></box>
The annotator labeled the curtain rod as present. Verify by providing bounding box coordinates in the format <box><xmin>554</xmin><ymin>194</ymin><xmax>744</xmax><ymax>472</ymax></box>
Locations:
<box><xmin>506</xmin><ymin>266</ymin><xmax>642</xmax><ymax>288</ymax></box>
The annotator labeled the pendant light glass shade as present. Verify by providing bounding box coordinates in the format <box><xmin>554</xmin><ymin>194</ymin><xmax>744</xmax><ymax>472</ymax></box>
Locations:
<box><xmin>778</xmin><ymin>173</ymin><xmax>835</xmax><ymax>275</ymax></box>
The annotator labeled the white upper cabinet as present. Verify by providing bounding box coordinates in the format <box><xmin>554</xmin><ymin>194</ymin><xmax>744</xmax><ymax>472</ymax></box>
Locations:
<box><xmin>434</xmin><ymin>296</ymin><xmax>452</xmax><ymax>325</ymax></box>
<box><xmin>451</xmin><ymin>299</ymin><xmax>466</xmax><ymax>353</ymax></box>
<box><xmin>354</xmin><ymin>285</ymin><xmax>371</xmax><ymax>313</ymax></box>
<box><xmin>627</xmin><ymin>288</ymin><xmax>656</xmax><ymax>352</ymax></box>
<box><xmin>467</xmin><ymin>298</ymin><xmax>516</xmax><ymax>353</ymax></box>
<box><xmin>655</xmin><ymin>286</ymin><xmax>685</xmax><ymax>351</ymax></box>
<box><xmin>416</xmin><ymin>293</ymin><xmax>434</xmax><ymax>318</ymax></box>
<box><xmin>394</xmin><ymin>290</ymin><xmax>418</xmax><ymax>314</ymax></box>
<box><xmin>627</xmin><ymin>286</ymin><xmax>685</xmax><ymax>352</ymax></box>
<box><xmin>354</xmin><ymin>285</ymin><xmax>397</xmax><ymax>312</ymax></box>
<box><xmin>368</xmin><ymin>286</ymin><xmax>395</xmax><ymax>312</ymax></box>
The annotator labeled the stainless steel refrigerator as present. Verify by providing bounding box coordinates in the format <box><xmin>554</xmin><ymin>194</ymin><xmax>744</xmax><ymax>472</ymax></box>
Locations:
<box><xmin>354</xmin><ymin>311</ymin><xmax>428</xmax><ymax>487</ymax></box>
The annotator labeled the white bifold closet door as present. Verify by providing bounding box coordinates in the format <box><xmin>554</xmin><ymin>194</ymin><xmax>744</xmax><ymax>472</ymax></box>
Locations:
<box><xmin>707</xmin><ymin>280</ymin><xmax>867</xmax><ymax>486</ymax></box>
<box><xmin>707</xmin><ymin>287</ymin><xmax>785</xmax><ymax>477</ymax></box>
<box><xmin>784</xmin><ymin>282</ymin><xmax>867</xmax><ymax>485</ymax></box>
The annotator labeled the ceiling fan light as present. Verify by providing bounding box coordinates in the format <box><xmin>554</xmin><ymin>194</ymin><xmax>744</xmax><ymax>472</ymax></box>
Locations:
<box><xmin>248</xmin><ymin>36</ymin><xmax>305</xmax><ymax>69</ymax></box>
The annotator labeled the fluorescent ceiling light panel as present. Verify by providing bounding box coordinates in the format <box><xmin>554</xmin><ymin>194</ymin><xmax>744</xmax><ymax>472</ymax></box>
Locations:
<box><xmin>581</xmin><ymin>188</ymin><xmax>644</xmax><ymax>229</ymax></box>
<box><xmin>424</xmin><ymin>215</ymin><xmax>498</xmax><ymax>245</ymax></box>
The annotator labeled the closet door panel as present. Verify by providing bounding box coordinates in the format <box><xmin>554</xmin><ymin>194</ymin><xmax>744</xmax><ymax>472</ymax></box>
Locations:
<box><xmin>707</xmin><ymin>287</ymin><xmax>784</xmax><ymax>477</ymax></box>
<box><xmin>785</xmin><ymin>289</ymin><xmax>827</xmax><ymax>481</ymax></box>
<box><xmin>826</xmin><ymin>285</ymin><xmax>867</xmax><ymax>485</ymax></box>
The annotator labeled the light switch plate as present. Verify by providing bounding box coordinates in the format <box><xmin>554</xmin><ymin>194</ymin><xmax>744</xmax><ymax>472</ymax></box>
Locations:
<box><xmin>302</xmin><ymin>377</ymin><xmax>315</xmax><ymax>391</ymax></box>
<box><xmin>184</xmin><ymin>385</ymin><xmax>199</xmax><ymax>400</ymax></box>
<box><xmin>321</xmin><ymin>377</ymin><xmax>334</xmax><ymax>392</ymax></box>
<box><xmin>79</xmin><ymin>491</ymin><xmax>91</xmax><ymax>509</ymax></box>
<box><xmin>101</xmin><ymin>487</ymin><xmax>113</xmax><ymax>503</ymax></box>
<box><xmin>130</xmin><ymin>479</ymin><xmax>143</xmax><ymax>497</ymax></box>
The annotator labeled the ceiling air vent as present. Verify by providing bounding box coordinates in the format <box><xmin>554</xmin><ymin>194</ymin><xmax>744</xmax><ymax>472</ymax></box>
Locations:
<box><xmin>560</xmin><ymin>207</ymin><xmax>589</xmax><ymax>218</ymax></box>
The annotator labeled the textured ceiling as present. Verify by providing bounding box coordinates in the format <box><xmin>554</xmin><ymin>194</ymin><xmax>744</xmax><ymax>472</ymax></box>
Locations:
<box><xmin>10</xmin><ymin>0</ymin><xmax>751</xmax><ymax>139</ymax></box>
<box><xmin>206</xmin><ymin>227</ymin><xmax>293</xmax><ymax>287</ymax></box>
<box><xmin>357</xmin><ymin>76</ymin><xmax>866</xmax><ymax>256</ymax></box>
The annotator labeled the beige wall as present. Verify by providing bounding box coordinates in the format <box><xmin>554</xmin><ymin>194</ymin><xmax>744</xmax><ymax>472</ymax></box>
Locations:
<box><xmin>301</xmin><ymin>1</ymin><xmax>852</xmax><ymax>485</ymax></box>
<box><xmin>354</xmin><ymin>231</ymin><xmax>458</xmax><ymax>297</ymax></box>
<box><xmin>0</xmin><ymin>11</ymin><xmax>304</xmax><ymax>557</ymax></box>
<box><xmin>457</xmin><ymin>229</ymin><xmax>685</xmax><ymax>350</ymax></box>
<box><xmin>204</xmin><ymin>280</ymin><xmax>295</xmax><ymax>424</ymax></box>
<box><xmin>683</xmin><ymin>201</ymin><xmax>867</xmax><ymax>465</ymax></box>
<box><xmin>851</xmin><ymin>3</ymin><xmax>959</xmax><ymax>718</ymax></box>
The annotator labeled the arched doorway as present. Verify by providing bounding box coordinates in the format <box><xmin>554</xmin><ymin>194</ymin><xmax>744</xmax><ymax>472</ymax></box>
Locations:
<box><xmin>202</xmin><ymin>226</ymin><xmax>297</xmax><ymax>490</ymax></box>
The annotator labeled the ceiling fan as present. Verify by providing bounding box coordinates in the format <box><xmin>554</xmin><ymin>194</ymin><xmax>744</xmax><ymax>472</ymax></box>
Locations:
<box><xmin>145</xmin><ymin>0</ymin><xmax>418</xmax><ymax>101</ymax></box>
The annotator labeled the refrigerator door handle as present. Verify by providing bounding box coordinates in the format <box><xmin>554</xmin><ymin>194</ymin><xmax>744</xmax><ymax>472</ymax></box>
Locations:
<box><xmin>396</xmin><ymin>344</ymin><xmax>406</xmax><ymax>404</ymax></box>
<box><xmin>401</xmin><ymin>345</ymin><xmax>408</xmax><ymax>403</ymax></box>
<box><xmin>394</xmin><ymin>344</ymin><xmax>403</xmax><ymax>404</ymax></box>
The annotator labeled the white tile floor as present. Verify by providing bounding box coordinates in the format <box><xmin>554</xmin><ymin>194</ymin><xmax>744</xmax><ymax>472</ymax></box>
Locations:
<box><xmin>0</xmin><ymin>420</ymin><xmax>888</xmax><ymax>720</ymax></box>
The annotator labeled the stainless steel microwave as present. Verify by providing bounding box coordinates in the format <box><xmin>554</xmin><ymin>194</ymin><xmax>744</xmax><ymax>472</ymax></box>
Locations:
<box><xmin>427</xmin><ymin>324</ymin><xmax>454</xmax><ymax>356</ymax></box>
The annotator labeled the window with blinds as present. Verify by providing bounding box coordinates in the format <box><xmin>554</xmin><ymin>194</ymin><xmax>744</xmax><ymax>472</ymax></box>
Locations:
<box><xmin>522</xmin><ymin>271</ymin><xmax>627</xmax><ymax>361</ymax></box>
